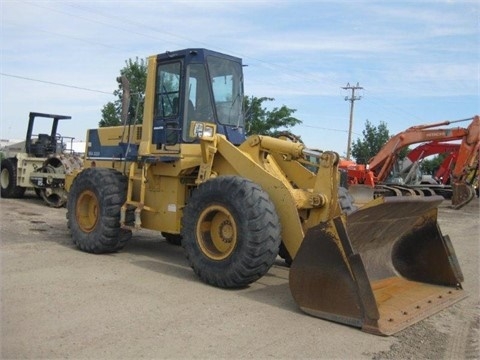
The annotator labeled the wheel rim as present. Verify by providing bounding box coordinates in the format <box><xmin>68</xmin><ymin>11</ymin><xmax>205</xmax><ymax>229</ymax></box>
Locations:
<box><xmin>76</xmin><ymin>190</ymin><xmax>99</xmax><ymax>232</ymax></box>
<box><xmin>0</xmin><ymin>168</ymin><xmax>10</xmax><ymax>189</ymax></box>
<box><xmin>196</xmin><ymin>205</ymin><xmax>237</xmax><ymax>260</ymax></box>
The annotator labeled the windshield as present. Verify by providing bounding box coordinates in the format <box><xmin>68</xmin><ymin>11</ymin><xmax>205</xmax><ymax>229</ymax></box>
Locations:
<box><xmin>207</xmin><ymin>55</ymin><xmax>244</xmax><ymax>127</ymax></box>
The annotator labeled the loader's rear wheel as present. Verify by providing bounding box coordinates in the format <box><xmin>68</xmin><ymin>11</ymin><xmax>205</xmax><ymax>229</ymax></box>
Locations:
<box><xmin>182</xmin><ymin>176</ymin><xmax>281</xmax><ymax>288</ymax></box>
<box><xmin>1</xmin><ymin>158</ymin><xmax>26</xmax><ymax>198</ymax></box>
<box><xmin>67</xmin><ymin>168</ymin><xmax>131</xmax><ymax>253</ymax></box>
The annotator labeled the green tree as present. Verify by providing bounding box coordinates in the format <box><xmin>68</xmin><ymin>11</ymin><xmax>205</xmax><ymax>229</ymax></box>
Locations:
<box><xmin>351</xmin><ymin>120</ymin><xmax>390</xmax><ymax>163</ymax></box>
<box><xmin>352</xmin><ymin>120</ymin><xmax>411</xmax><ymax>164</ymax></box>
<box><xmin>99</xmin><ymin>57</ymin><xmax>147</xmax><ymax>127</ymax></box>
<box><xmin>99</xmin><ymin>102</ymin><xmax>120</xmax><ymax>127</ymax></box>
<box><xmin>420</xmin><ymin>153</ymin><xmax>448</xmax><ymax>176</ymax></box>
<box><xmin>244</xmin><ymin>96</ymin><xmax>302</xmax><ymax>136</ymax></box>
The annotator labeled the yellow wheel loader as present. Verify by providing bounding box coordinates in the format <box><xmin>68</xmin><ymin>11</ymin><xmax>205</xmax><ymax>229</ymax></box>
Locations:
<box><xmin>66</xmin><ymin>48</ymin><xmax>466</xmax><ymax>335</ymax></box>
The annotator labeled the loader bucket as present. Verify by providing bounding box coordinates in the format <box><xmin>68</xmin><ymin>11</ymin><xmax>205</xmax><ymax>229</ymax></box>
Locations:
<box><xmin>289</xmin><ymin>196</ymin><xmax>466</xmax><ymax>336</ymax></box>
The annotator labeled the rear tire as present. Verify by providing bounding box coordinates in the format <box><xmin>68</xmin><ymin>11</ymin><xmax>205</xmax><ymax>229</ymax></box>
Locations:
<box><xmin>67</xmin><ymin>168</ymin><xmax>131</xmax><ymax>253</ymax></box>
<box><xmin>0</xmin><ymin>158</ymin><xmax>26</xmax><ymax>198</ymax></box>
<box><xmin>182</xmin><ymin>176</ymin><xmax>281</xmax><ymax>288</ymax></box>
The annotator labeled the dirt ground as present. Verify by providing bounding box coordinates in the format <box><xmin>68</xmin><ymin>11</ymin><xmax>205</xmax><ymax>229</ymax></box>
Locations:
<box><xmin>1</xmin><ymin>192</ymin><xmax>479</xmax><ymax>359</ymax></box>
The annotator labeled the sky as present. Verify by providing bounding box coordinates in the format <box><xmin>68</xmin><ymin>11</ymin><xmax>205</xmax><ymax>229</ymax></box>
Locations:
<box><xmin>1</xmin><ymin>0</ymin><xmax>478</xmax><ymax>156</ymax></box>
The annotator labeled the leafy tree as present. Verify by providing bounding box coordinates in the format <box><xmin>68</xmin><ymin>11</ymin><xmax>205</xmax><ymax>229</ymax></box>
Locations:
<box><xmin>351</xmin><ymin>120</ymin><xmax>390</xmax><ymax>163</ymax></box>
<box><xmin>99</xmin><ymin>102</ymin><xmax>120</xmax><ymax>127</ymax></box>
<box><xmin>420</xmin><ymin>153</ymin><xmax>448</xmax><ymax>176</ymax></box>
<box><xmin>244</xmin><ymin>96</ymin><xmax>302</xmax><ymax>136</ymax></box>
<box><xmin>352</xmin><ymin>120</ymin><xmax>411</xmax><ymax>165</ymax></box>
<box><xmin>99</xmin><ymin>57</ymin><xmax>147</xmax><ymax>127</ymax></box>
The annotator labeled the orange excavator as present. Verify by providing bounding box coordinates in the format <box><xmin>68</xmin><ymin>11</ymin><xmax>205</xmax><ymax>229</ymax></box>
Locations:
<box><xmin>399</xmin><ymin>141</ymin><xmax>460</xmax><ymax>184</ymax></box>
<box><xmin>341</xmin><ymin>115</ymin><xmax>479</xmax><ymax>208</ymax></box>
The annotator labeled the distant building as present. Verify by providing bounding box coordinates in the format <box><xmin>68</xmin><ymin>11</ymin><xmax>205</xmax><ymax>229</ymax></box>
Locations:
<box><xmin>0</xmin><ymin>139</ymin><xmax>23</xmax><ymax>150</ymax></box>
<box><xmin>68</xmin><ymin>141</ymin><xmax>86</xmax><ymax>155</ymax></box>
<box><xmin>0</xmin><ymin>138</ymin><xmax>86</xmax><ymax>156</ymax></box>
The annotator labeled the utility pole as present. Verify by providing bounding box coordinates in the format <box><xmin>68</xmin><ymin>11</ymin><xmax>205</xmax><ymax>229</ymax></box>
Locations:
<box><xmin>342</xmin><ymin>82</ymin><xmax>363</xmax><ymax>160</ymax></box>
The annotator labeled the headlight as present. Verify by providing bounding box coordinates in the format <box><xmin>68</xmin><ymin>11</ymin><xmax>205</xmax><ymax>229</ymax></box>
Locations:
<box><xmin>193</xmin><ymin>122</ymin><xmax>205</xmax><ymax>137</ymax></box>
<box><xmin>203</xmin><ymin>125</ymin><xmax>214</xmax><ymax>138</ymax></box>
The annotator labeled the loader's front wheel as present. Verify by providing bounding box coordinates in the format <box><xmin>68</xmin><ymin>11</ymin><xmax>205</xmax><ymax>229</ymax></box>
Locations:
<box><xmin>67</xmin><ymin>168</ymin><xmax>131</xmax><ymax>253</ymax></box>
<box><xmin>182</xmin><ymin>176</ymin><xmax>281</xmax><ymax>288</ymax></box>
<box><xmin>1</xmin><ymin>158</ymin><xmax>26</xmax><ymax>199</ymax></box>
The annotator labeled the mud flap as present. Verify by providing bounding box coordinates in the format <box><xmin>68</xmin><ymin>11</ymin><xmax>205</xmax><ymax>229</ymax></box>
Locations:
<box><xmin>289</xmin><ymin>195</ymin><xmax>467</xmax><ymax>336</ymax></box>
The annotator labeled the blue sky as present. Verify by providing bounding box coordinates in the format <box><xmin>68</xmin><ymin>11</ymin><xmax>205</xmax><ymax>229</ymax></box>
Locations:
<box><xmin>1</xmin><ymin>0</ymin><xmax>478</xmax><ymax>156</ymax></box>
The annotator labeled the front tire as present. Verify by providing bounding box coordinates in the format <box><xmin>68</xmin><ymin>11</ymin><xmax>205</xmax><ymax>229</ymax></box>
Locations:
<box><xmin>1</xmin><ymin>158</ymin><xmax>26</xmax><ymax>198</ymax></box>
<box><xmin>67</xmin><ymin>168</ymin><xmax>131</xmax><ymax>253</ymax></box>
<box><xmin>182</xmin><ymin>176</ymin><xmax>281</xmax><ymax>288</ymax></box>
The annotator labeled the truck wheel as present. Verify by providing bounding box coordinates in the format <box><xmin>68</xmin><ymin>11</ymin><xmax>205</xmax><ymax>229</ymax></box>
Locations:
<box><xmin>67</xmin><ymin>168</ymin><xmax>131</xmax><ymax>253</ymax></box>
<box><xmin>0</xmin><ymin>158</ymin><xmax>26</xmax><ymax>198</ymax></box>
<box><xmin>182</xmin><ymin>176</ymin><xmax>281</xmax><ymax>288</ymax></box>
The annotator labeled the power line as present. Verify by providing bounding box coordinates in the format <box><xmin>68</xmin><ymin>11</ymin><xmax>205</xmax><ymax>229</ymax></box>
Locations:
<box><xmin>0</xmin><ymin>73</ymin><xmax>114</xmax><ymax>95</ymax></box>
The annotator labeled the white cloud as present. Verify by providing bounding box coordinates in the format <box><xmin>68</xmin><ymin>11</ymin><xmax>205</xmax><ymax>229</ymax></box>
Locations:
<box><xmin>1</xmin><ymin>0</ymin><xmax>478</xmax><ymax>150</ymax></box>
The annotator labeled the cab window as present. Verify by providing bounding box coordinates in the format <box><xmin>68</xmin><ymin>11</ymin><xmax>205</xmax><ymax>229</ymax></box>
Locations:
<box><xmin>155</xmin><ymin>61</ymin><xmax>181</xmax><ymax>118</ymax></box>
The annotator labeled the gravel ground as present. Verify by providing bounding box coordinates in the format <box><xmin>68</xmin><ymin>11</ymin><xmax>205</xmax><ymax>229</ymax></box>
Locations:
<box><xmin>0</xmin><ymin>193</ymin><xmax>478</xmax><ymax>359</ymax></box>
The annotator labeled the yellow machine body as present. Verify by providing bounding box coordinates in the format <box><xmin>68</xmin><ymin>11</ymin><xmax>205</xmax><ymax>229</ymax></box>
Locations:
<box><xmin>66</xmin><ymin>49</ymin><xmax>466</xmax><ymax>336</ymax></box>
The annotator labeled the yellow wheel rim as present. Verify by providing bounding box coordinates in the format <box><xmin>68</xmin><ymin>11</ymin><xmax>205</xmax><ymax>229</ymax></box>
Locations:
<box><xmin>76</xmin><ymin>190</ymin><xmax>99</xmax><ymax>233</ymax></box>
<box><xmin>196</xmin><ymin>205</ymin><xmax>237</xmax><ymax>261</ymax></box>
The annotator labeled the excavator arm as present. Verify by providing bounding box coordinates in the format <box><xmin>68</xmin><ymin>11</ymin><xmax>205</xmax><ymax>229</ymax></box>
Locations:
<box><xmin>369</xmin><ymin>118</ymin><xmax>474</xmax><ymax>182</ymax></box>
<box><xmin>450</xmin><ymin>115</ymin><xmax>480</xmax><ymax>206</ymax></box>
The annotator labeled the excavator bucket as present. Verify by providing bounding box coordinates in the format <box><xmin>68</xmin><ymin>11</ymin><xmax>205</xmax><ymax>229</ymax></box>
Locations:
<box><xmin>451</xmin><ymin>182</ymin><xmax>475</xmax><ymax>209</ymax></box>
<box><xmin>289</xmin><ymin>196</ymin><xmax>466</xmax><ymax>336</ymax></box>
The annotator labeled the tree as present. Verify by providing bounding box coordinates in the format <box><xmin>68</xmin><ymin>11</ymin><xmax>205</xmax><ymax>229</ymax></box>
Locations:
<box><xmin>99</xmin><ymin>102</ymin><xmax>120</xmax><ymax>127</ymax></box>
<box><xmin>420</xmin><ymin>153</ymin><xmax>448</xmax><ymax>176</ymax></box>
<box><xmin>351</xmin><ymin>120</ymin><xmax>410</xmax><ymax>164</ymax></box>
<box><xmin>351</xmin><ymin>120</ymin><xmax>390</xmax><ymax>163</ymax></box>
<box><xmin>244</xmin><ymin>96</ymin><xmax>302</xmax><ymax>136</ymax></box>
<box><xmin>99</xmin><ymin>57</ymin><xmax>147</xmax><ymax>127</ymax></box>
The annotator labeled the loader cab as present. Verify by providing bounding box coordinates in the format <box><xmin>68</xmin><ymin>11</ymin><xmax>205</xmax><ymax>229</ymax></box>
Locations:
<box><xmin>151</xmin><ymin>49</ymin><xmax>246</xmax><ymax>150</ymax></box>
